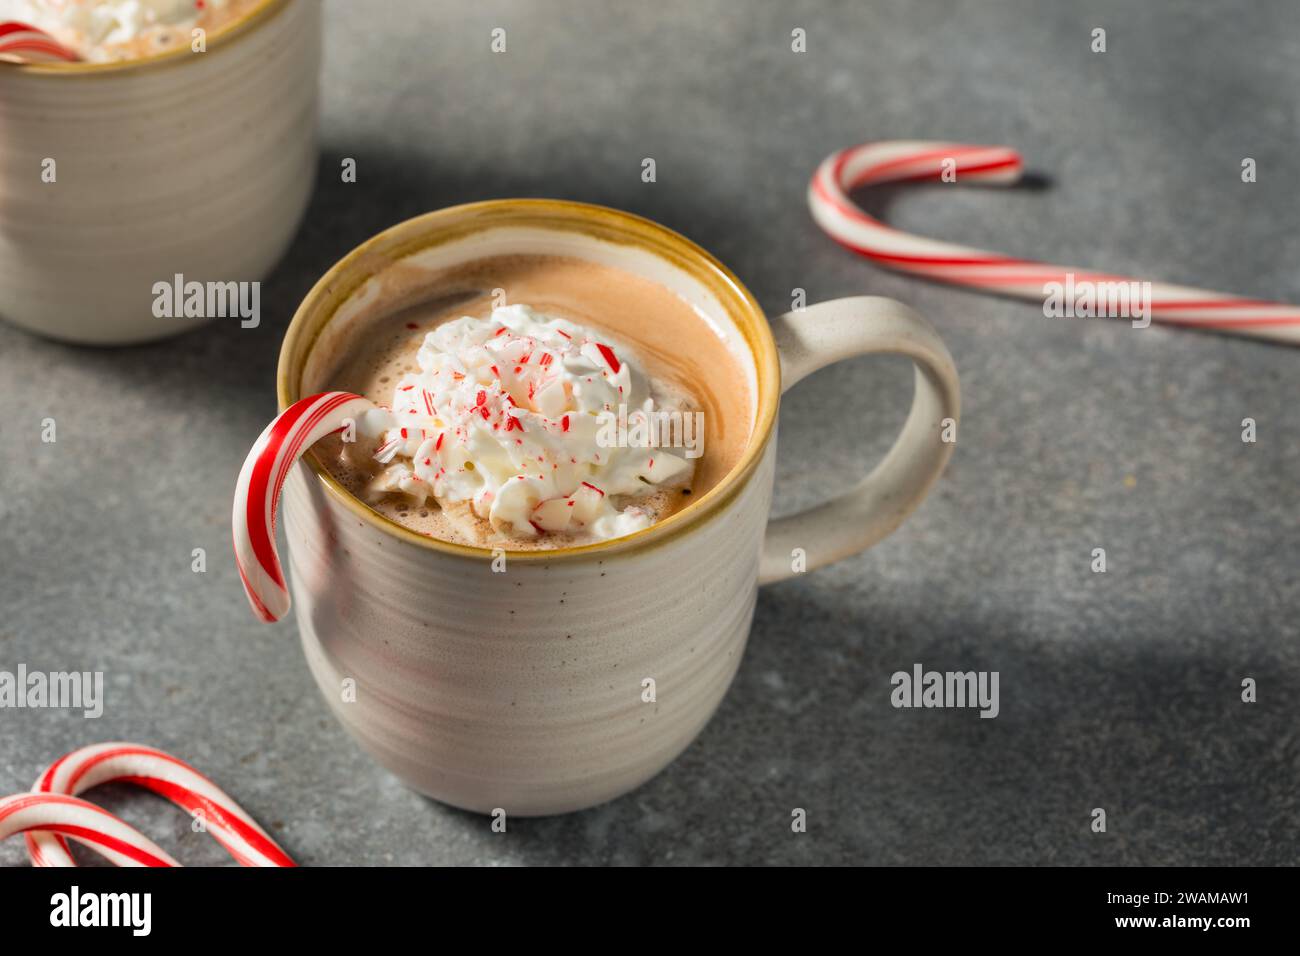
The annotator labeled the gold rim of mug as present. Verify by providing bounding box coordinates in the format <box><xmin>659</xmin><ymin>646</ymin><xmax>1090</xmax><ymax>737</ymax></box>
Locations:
<box><xmin>1</xmin><ymin>0</ymin><xmax>287</xmax><ymax>76</ymax></box>
<box><xmin>278</xmin><ymin>199</ymin><xmax>782</xmax><ymax>564</ymax></box>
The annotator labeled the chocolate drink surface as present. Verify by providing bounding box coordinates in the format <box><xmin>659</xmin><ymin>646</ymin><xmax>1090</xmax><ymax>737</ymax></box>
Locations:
<box><xmin>313</xmin><ymin>254</ymin><xmax>752</xmax><ymax>550</ymax></box>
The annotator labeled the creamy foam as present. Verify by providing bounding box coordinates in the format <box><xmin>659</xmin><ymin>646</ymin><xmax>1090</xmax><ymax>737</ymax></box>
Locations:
<box><xmin>313</xmin><ymin>254</ymin><xmax>751</xmax><ymax>551</ymax></box>
<box><xmin>0</xmin><ymin>0</ymin><xmax>259</xmax><ymax>61</ymax></box>
<box><xmin>342</xmin><ymin>303</ymin><xmax>699</xmax><ymax>542</ymax></box>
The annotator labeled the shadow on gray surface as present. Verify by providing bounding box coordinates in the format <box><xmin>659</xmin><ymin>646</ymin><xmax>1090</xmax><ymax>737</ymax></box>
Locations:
<box><xmin>2</xmin><ymin>145</ymin><xmax>756</xmax><ymax>423</ymax></box>
<box><xmin>853</xmin><ymin>170</ymin><xmax>1055</xmax><ymax>226</ymax></box>
<box><xmin>423</xmin><ymin>581</ymin><xmax>1297</xmax><ymax>866</ymax></box>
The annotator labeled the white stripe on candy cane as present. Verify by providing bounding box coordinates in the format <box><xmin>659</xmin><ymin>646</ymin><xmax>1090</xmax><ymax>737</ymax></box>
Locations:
<box><xmin>232</xmin><ymin>391</ymin><xmax>375</xmax><ymax>623</ymax></box>
<box><xmin>0</xmin><ymin>21</ymin><xmax>81</xmax><ymax>62</ymax></box>
<box><xmin>24</xmin><ymin>743</ymin><xmax>295</xmax><ymax>868</ymax></box>
<box><xmin>808</xmin><ymin>141</ymin><xmax>1300</xmax><ymax>345</ymax></box>
<box><xmin>1</xmin><ymin>792</ymin><xmax>179</xmax><ymax>868</ymax></box>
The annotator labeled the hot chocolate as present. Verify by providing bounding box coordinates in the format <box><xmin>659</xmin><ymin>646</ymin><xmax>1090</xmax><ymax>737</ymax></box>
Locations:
<box><xmin>313</xmin><ymin>254</ymin><xmax>752</xmax><ymax>550</ymax></box>
<box><xmin>0</xmin><ymin>0</ymin><xmax>263</xmax><ymax>62</ymax></box>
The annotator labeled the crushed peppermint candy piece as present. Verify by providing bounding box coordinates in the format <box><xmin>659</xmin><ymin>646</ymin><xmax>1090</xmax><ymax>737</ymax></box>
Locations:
<box><xmin>350</xmin><ymin>304</ymin><xmax>697</xmax><ymax>542</ymax></box>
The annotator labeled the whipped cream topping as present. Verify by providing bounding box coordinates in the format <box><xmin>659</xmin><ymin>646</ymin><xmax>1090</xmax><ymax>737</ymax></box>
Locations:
<box><xmin>352</xmin><ymin>304</ymin><xmax>694</xmax><ymax>543</ymax></box>
<box><xmin>0</xmin><ymin>0</ymin><xmax>230</xmax><ymax>58</ymax></box>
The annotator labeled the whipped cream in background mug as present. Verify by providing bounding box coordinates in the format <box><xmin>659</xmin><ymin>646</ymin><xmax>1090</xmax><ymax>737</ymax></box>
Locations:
<box><xmin>0</xmin><ymin>0</ymin><xmax>259</xmax><ymax>60</ymax></box>
<box><xmin>248</xmin><ymin>200</ymin><xmax>961</xmax><ymax>816</ymax></box>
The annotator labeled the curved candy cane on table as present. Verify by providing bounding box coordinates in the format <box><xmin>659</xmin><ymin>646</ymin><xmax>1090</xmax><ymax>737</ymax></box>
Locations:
<box><xmin>0</xmin><ymin>21</ymin><xmax>81</xmax><ymax>62</ymax></box>
<box><xmin>2</xmin><ymin>793</ymin><xmax>179</xmax><ymax>867</ymax></box>
<box><xmin>808</xmin><ymin>141</ymin><xmax>1300</xmax><ymax>345</ymax></box>
<box><xmin>24</xmin><ymin>743</ymin><xmax>295</xmax><ymax>868</ymax></box>
<box><xmin>233</xmin><ymin>391</ymin><xmax>375</xmax><ymax>623</ymax></box>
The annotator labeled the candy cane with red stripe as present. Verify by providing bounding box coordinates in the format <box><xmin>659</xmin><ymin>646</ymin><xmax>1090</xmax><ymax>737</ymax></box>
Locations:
<box><xmin>1</xmin><ymin>793</ymin><xmax>178</xmax><ymax>867</ymax></box>
<box><xmin>25</xmin><ymin>743</ymin><xmax>295</xmax><ymax>867</ymax></box>
<box><xmin>808</xmin><ymin>140</ymin><xmax>1300</xmax><ymax>345</ymax></box>
<box><xmin>0</xmin><ymin>21</ymin><xmax>80</xmax><ymax>62</ymax></box>
<box><xmin>233</xmin><ymin>391</ymin><xmax>375</xmax><ymax>622</ymax></box>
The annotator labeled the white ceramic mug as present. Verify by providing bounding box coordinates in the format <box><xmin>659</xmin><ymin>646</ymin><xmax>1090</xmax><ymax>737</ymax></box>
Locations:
<box><xmin>267</xmin><ymin>200</ymin><xmax>960</xmax><ymax>816</ymax></box>
<box><xmin>0</xmin><ymin>0</ymin><xmax>320</xmax><ymax>345</ymax></box>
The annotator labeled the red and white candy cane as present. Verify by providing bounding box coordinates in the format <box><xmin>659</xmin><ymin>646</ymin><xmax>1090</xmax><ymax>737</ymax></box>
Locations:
<box><xmin>1</xmin><ymin>793</ymin><xmax>179</xmax><ymax>867</ymax></box>
<box><xmin>809</xmin><ymin>140</ymin><xmax>1300</xmax><ymax>345</ymax></box>
<box><xmin>233</xmin><ymin>391</ymin><xmax>374</xmax><ymax>622</ymax></box>
<box><xmin>24</xmin><ymin>743</ymin><xmax>294</xmax><ymax>868</ymax></box>
<box><xmin>0</xmin><ymin>21</ymin><xmax>80</xmax><ymax>62</ymax></box>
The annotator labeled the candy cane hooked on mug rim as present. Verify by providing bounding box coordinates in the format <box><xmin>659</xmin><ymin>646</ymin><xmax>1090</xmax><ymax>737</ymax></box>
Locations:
<box><xmin>808</xmin><ymin>141</ymin><xmax>1300</xmax><ymax>345</ymax></box>
<box><xmin>233</xmin><ymin>391</ymin><xmax>375</xmax><ymax>623</ymax></box>
<box><xmin>24</xmin><ymin>743</ymin><xmax>295</xmax><ymax>868</ymax></box>
<box><xmin>0</xmin><ymin>21</ymin><xmax>81</xmax><ymax>62</ymax></box>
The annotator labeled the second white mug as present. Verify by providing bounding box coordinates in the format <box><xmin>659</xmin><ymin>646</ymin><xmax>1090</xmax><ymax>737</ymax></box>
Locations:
<box><xmin>0</xmin><ymin>0</ymin><xmax>320</xmax><ymax>345</ymax></box>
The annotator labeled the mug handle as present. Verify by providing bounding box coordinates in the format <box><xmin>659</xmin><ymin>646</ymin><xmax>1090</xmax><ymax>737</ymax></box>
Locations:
<box><xmin>759</xmin><ymin>296</ymin><xmax>960</xmax><ymax>584</ymax></box>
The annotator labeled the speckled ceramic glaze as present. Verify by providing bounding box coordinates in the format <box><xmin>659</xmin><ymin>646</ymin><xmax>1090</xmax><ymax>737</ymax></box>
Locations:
<box><xmin>0</xmin><ymin>0</ymin><xmax>320</xmax><ymax>344</ymax></box>
<box><xmin>277</xmin><ymin>200</ymin><xmax>960</xmax><ymax>815</ymax></box>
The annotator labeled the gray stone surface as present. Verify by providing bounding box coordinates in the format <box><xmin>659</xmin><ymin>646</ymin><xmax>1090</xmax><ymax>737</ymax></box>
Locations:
<box><xmin>1</xmin><ymin>0</ymin><xmax>1297</xmax><ymax>866</ymax></box>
